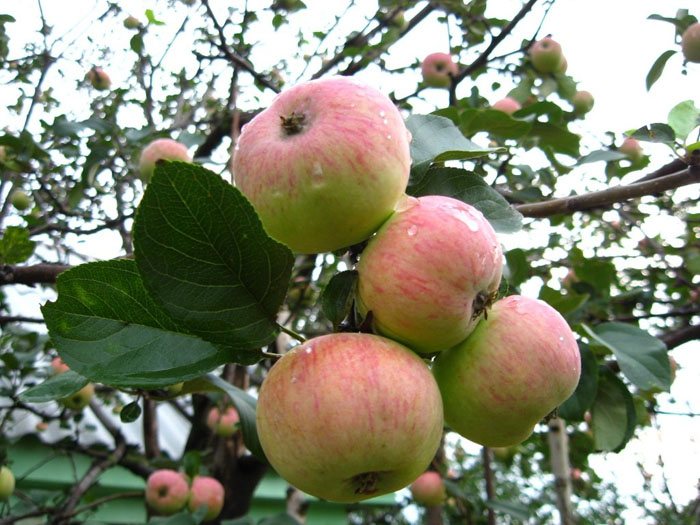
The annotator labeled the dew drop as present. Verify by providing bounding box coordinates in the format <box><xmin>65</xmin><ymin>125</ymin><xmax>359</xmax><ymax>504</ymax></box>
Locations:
<box><xmin>386</xmin><ymin>134</ymin><xmax>392</xmax><ymax>140</ymax></box>
<box><xmin>558</xmin><ymin>336</ymin><xmax>565</xmax><ymax>342</ymax></box>
<box><xmin>291</xmin><ymin>376</ymin><xmax>297</xmax><ymax>383</ymax></box>
<box><xmin>379</xmin><ymin>110</ymin><xmax>386</xmax><ymax>117</ymax></box>
<box><xmin>383</xmin><ymin>118</ymin><xmax>389</xmax><ymax>125</ymax></box>
<box><xmin>305</xmin><ymin>347</ymin><xmax>313</xmax><ymax>354</ymax></box>
<box><xmin>407</xmin><ymin>225</ymin><xmax>418</xmax><ymax>236</ymax></box>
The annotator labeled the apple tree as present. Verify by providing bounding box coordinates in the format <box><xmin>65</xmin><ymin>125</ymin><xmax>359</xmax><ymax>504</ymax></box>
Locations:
<box><xmin>0</xmin><ymin>1</ymin><xmax>699</xmax><ymax>524</ymax></box>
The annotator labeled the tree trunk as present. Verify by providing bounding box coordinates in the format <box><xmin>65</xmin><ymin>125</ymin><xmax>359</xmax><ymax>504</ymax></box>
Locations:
<box><xmin>548</xmin><ymin>418</ymin><xmax>576</xmax><ymax>524</ymax></box>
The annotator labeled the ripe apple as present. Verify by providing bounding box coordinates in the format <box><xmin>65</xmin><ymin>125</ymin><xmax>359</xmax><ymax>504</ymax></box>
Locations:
<box><xmin>146</xmin><ymin>469</ymin><xmax>190</xmax><ymax>516</ymax></box>
<box><xmin>206</xmin><ymin>406</ymin><xmax>240</xmax><ymax>437</ymax></box>
<box><xmin>571</xmin><ymin>90</ymin><xmax>594</xmax><ymax>115</ymax></box>
<box><xmin>256</xmin><ymin>333</ymin><xmax>444</xmax><ymax>503</ymax></box>
<box><xmin>188</xmin><ymin>476</ymin><xmax>225</xmax><ymax>521</ymax></box>
<box><xmin>356</xmin><ymin>195</ymin><xmax>503</xmax><ymax>353</ymax></box>
<box><xmin>233</xmin><ymin>76</ymin><xmax>411</xmax><ymax>254</ymax></box>
<box><xmin>52</xmin><ymin>356</ymin><xmax>70</xmax><ymax>374</ymax></box>
<box><xmin>618</xmin><ymin>137</ymin><xmax>643</xmax><ymax>162</ymax></box>
<box><xmin>421</xmin><ymin>52</ymin><xmax>458</xmax><ymax>88</ymax></box>
<box><xmin>529</xmin><ymin>36</ymin><xmax>564</xmax><ymax>73</ymax></box>
<box><xmin>87</xmin><ymin>67</ymin><xmax>111</xmax><ymax>91</ymax></box>
<box><xmin>138</xmin><ymin>138</ymin><xmax>192</xmax><ymax>183</ymax></box>
<box><xmin>9</xmin><ymin>189</ymin><xmax>31</xmax><ymax>211</ymax></box>
<box><xmin>59</xmin><ymin>383</ymin><xmax>95</xmax><ymax>411</ymax></box>
<box><xmin>410</xmin><ymin>471</ymin><xmax>446</xmax><ymax>506</ymax></box>
<box><xmin>123</xmin><ymin>16</ymin><xmax>140</xmax><ymax>29</ymax></box>
<box><xmin>0</xmin><ymin>466</ymin><xmax>14</xmax><ymax>500</ymax></box>
<box><xmin>432</xmin><ymin>295</ymin><xmax>581</xmax><ymax>447</ymax></box>
<box><xmin>682</xmin><ymin>22</ymin><xmax>700</xmax><ymax>63</ymax></box>
<box><xmin>492</xmin><ymin>97</ymin><xmax>521</xmax><ymax>115</ymax></box>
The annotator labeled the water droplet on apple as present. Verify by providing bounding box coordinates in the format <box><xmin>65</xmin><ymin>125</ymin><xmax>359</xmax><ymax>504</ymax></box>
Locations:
<box><xmin>383</xmin><ymin>118</ymin><xmax>389</xmax><ymax>125</ymax></box>
<box><xmin>305</xmin><ymin>346</ymin><xmax>313</xmax><ymax>354</ymax></box>
<box><xmin>311</xmin><ymin>162</ymin><xmax>324</xmax><ymax>188</ymax></box>
<box><xmin>407</xmin><ymin>225</ymin><xmax>418</xmax><ymax>236</ymax></box>
<box><xmin>559</xmin><ymin>336</ymin><xmax>565</xmax><ymax>342</ymax></box>
<box><xmin>291</xmin><ymin>376</ymin><xmax>297</xmax><ymax>383</ymax></box>
<box><xmin>386</xmin><ymin>134</ymin><xmax>392</xmax><ymax>140</ymax></box>
<box><xmin>379</xmin><ymin>110</ymin><xmax>386</xmax><ymax>118</ymax></box>
<box><xmin>406</xmin><ymin>130</ymin><xmax>413</xmax><ymax>143</ymax></box>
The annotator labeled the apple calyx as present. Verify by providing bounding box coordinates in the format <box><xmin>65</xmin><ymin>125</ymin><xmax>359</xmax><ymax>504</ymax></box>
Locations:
<box><xmin>280</xmin><ymin>111</ymin><xmax>307</xmax><ymax>135</ymax></box>
<box><xmin>472</xmin><ymin>290</ymin><xmax>497</xmax><ymax>321</ymax></box>
<box><xmin>351</xmin><ymin>471</ymin><xmax>383</xmax><ymax>495</ymax></box>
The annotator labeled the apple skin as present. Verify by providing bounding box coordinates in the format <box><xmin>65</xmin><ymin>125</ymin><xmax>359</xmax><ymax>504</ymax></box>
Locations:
<box><xmin>421</xmin><ymin>52</ymin><xmax>458</xmax><ymax>88</ymax></box>
<box><xmin>571</xmin><ymin>90</ymin><xmax>594</xmax><ymax>115</ymax></box>
<box><xmin>682</xmin><ymin>22</ymin><xmax>700</xmax><ymax>63</ymax></box>
<box><xmin>256</xmin><ymin>333</ymin><xmax>444</xmax><ymax>503</ymax></box>
<box><xmin>0</xmin><ymin>466</ymin><xmax>15</xmax><ymax>500</ymax></box>
<box><xmin>557</xmin><ymin>55</ymin><xmax>568</xmax><ymax>73</ymax></box>
<box><xmin>206</xmin><ymin>406</ymin><xmax>240</xmax><ymax>436</ymax></box>
<box><xmin>138</xmin><ymin>138</ymin><xmax>192</xmax><ymax>183</ymax></box>
<box><xmin>410</xmin><ymin>471</ymin><xmax>446</xmax><ymax>506</ymax></box>
<box><xmin>146</xmin><ymin>469</ymin><xmax>190</xmax><ymax>516</ymax></box>
<box><xmin>59</xmin><ymin>383</ymin><xmax>95</xmax><ymax>411</ymax></box>
<box><xmin>188</xmin><ymin>476</ymin><xmax>225</xmax><ymax>521</ymax></box>
<box><xmin>529</xmin><ymin>37</ymin><xmax>564</xmax><ymax>73</ymax></box>
<box><xmin>233</xmin><ymin>76</ymin><xmax>411</xmax><ymax>254</ymax></box>
<box><xmin>10</xmin><ymin>189</ymin><xmax>31</xmax><ymax>211</ymax></box>
<box><xmin>618</xmin><ymin>137</ymin><xmax>643</xmax><ymax>162</ymax></box>
<box><xmin>356</xmin><ymin>195</ymin><xmax>503</xmax><ymax>354</ymax></box>
<box><xmin>52</xmin><ymin>356</ymin><xmax>70</xmax><ymax>374</ymax></box>
<box><xmin>432</xmin><ymin>295</ymin><xmax>581</xmax><ymax>447</ymax></box>
<box><xmin>492</xmin><ymin>97</ymin><xmax>521</xmax><ymax>115</ymax></box>
<box><xmin>123</xmin><ymin>16</ymin><xmax>140</xmax><ymax>29</ymax></box>
<box><xmin>87</xmin><ymin>67</ymin><xmax>111</xmax><ymax>91</ymax></box>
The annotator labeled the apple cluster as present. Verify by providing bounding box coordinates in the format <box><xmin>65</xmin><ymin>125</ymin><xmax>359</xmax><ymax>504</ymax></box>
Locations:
<box><xmin>145</xmin><ymin>469</ymin><xmax>225</xmax><ymax>521</ymax></box>
<box><xmin>233</xmin><ymin>76</ymin><xmax>581</xmax><ymax>504</ymax></box>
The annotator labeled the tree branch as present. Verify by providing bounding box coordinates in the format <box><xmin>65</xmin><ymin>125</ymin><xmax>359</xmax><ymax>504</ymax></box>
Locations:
<box><xmin>661</xmin><ymin>324</ymin><xmax>700</xmax><ymax>350</ymax></box>
<box><xmin>0</xmin><ymin>263</ymin><xmax>70</xmax><ymax>286</ymax></box>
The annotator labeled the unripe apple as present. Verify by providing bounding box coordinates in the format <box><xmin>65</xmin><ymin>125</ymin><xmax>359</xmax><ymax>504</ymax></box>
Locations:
<box><xmin>433</xmin><ymin>295</ymin><xmax>581</xmax><ymax>447</ymax></box>
<box><xmin>256</xmin><ymin>333</ymin><xmax>444</xmax><ymax>503</ymax></box>
<box><xmin>0</xmin><ymin>466</ymin><xmax>14</xmax><ymax>500</ymax></box>
<box><xmin>123</xmin><ymin>16</ymin><xmax>140</xmax><ymax>29</ymax></box>
<box><xmin>206</xmin><ymin>406</ymin><xmax>240</xmax><ymax>436</ymax></box>
<box><xmin>529</xmin><ymin>37</ymin><xmax>564</xmax><ymax>73</ymax></box>
<box><xmin>51</xmin><ymin>356</ymin><xmax>70</xmax><ymax>374</ymax></box>
<box><xmin>410</xmin><ymin>471</ymin><xmax>446</xmax><ymax>506</ymax></box>
<box><xmin>146</xmin><ymin>469</ymin><xmax>190</xmax><ymax>516</ymax></box>
<box><xmin>557</xmin><ymin>55</ymin><xmax>568</xmax><ymax>73</ymax></box>
<box><xmin>233</xmin><ymin>76</ymin><xmax>411</xmax><ymax>254</ymax></box>
<box><xmin>9</xmin><ymin>189</ymin><xmax>32</xmax><ymax>211</ymax></box>
<box><xmin>618</xmin><ymin>137</ymin><xmax>643</xmax><ymax>162</ymax></box>
<box><xmin>420</xmin><ymin>52</ymin><xmax>458</xmax><ymax>88</ymax></box>
<box><xmin>188</xmin><ymin>476</ymin><xmax>225</xmax><ymax>521</ymax></box>
<box><xmin>59</xmin><ymin>383</ymin><xmax>95</xmax><ymax>411</ymax></box>
<box><xmin>681</xmin><ymin>22</ymin><xmax>700</xmax><ymax>63</ymax></box>
<box><xmin>357</xmin><ymin>195</ymin><xmax>503</xmax><ymax>353</ymax></box>
<box><xmin>571</xmin><ymin>90</ymin><xmax>594</xmax><ymax>115</ymax></box>
<box><xmin>87</xmin><ymin>67</ymin><xmax>111</xmax><ymax>91</ymax></box>
<box><xmin>492</xmin><ymin>97</ymin><xmax>521</xmax><ymax>115</ymax></box>
<box><xmin>138</xmin><ymin>138</ymin><xmax>192</xmax><ymax>183</ymax></box>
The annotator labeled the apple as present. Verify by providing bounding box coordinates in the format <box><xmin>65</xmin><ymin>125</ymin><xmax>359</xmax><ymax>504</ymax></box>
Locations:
<box><xmin>256</xmin><ymin>333</ymin><xmax>444</xmax><ymax>503</ymax></box>
<box><xmin>420</xmin><ymin>52</ymin><xmax>458</xmax><ymax>88</ymax></box>
<box><xmin>557</xmin><ymin>55</ymin><xmax>568</xmax><ymax>73</ymax></box>
<box><xmin>571</xmin><ymin>90</ymin><xmax>594</xmax><ymax>115</ymax></box>
<box><xmin>138</xmin><ymin>138</ymin><xmax>192</xmax><ymax>183</ymax></box>
<box><xmin>682</xmin><ymin>22</ymin><xmax>700</xmax><ymax>63</ymax></box>
<box><xmin>492</xmin><ymin>97</ymin><xmax>521</xmax><ymax>115</ymax></box>
<box><xmin>0</xmin><ymin>466</ymin><xmax>15</xmax><ymax>500</ymax></box>
<box><xmin>432</xmin><ymin>295</ymin><xmax>581</xmax><ymax>447</ymax></box>
<box><xmin>356</xmin><ymin>195</ymin><xmax>503</xmax><ymax>353</ymax></box>
<box><xmin>87</xmin><ymin>67</ymin><xmax>111</xmax><ymax>91</ymax></box>
<box><xmin>618</xmin><ymin>137</ymin><xmax>643</xmax><ymax>162</ymax></box>
<box><xmin>123</xmin><ymin>16</ymin><xmax>140</xmax><ymax>29</ymax></box>
<box><xmin>206</xmin><ymin>406</ymin><xmax>240</xmax><ymax>436</ymax></box>
<box><xmin>9</xmin><ymin>189</ymin><xmax>32</xmax><ymax>211</ymax></box>
<box><xmin>59</xmin><ymin>383</ymin><xmax>95</xmax><ymax>411</ymax></box>
<box><xmin>410</xmin><ymin>471</ymin><xmax>446</xmax><ymax>506</ymax></box>
<box><xmin>529</xmin><ymin>36</ymin><xmax>564</xmax><ymax>73</ymax></box>
<box><xmin>35</xmin><ymin>421</ymin><xmax>49</xmax><ymax>432</ymax></box>
<box><xmin>233</xmin><ymin>76</ymin><xmax>411</xmax><ymax>254</ymax></box>
<box><xmin>146</xmin><ymin>469</ymin><xmax>190</xmax><ymax>516</ymax></box>
<box><xmin>188</xmin><ymin>475</ymin><xmax>225</xmax><ymax>521</ymax></box>
<box><xmin>51</xmin><ymin>356</ymin><xmax>70</xmax><ymax>374</ymax></box>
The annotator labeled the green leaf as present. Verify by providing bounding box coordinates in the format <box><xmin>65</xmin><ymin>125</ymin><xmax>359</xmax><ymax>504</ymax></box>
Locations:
<box><xmin>572</xmin><ymin>258</ymin><xmax>615</xmax><ymax>296</ymax></box>
<box><xmin>120</xmin><ymin>401</ymin><xmax>142</xmax><ymax>423</ymax></box>
<box><xmin>405</xmin><ymin>114</ymin><xmax>497</xmax><ymax>178</ymax></box>
<box><xmin>485</xmin><ymin>499</ymin><xmax>530</xmax><ymax>521</ymax></box>
<box><xmin>538</xmin><ymin>287</ymin><xmax>589</xmax><ymax>319</ymax></box>
<box><xmin>41</xmin><ymin>259</ymin><xmax>238</xmax><ymax>389</ymax></box>
<box><xmin>585</xmin><ymin>322</ymin><xmax>670</xmax><ymax>392</ymax></box>
<box><xmin>321</xmin><ymin>270</ymin><xmax>357</xmax><ymax>330</ymax></box>
<box><xmin>668</xmin><ymin>100</ymin><xmax>700</xmax><ymax>142</ymax></box>
<box><xmin>591</xmin><ymin>366</ymin><xmax>636</xmax><ymax>452</ymax></box>
<box><xmin>204</xmin><ymin>374</ymin><xmax>266</xmax><ymax>462</ymax></box>
<box><xmin>457</xmin><ymin>107</ymin><xmax>533</xmax><ymax>140</ymax></box>
<box><xmin>149</xmin><ymin>510</ymin><xmax>203</xmax><ymax>525</ymax></box>
<box><xmin>558</xmin><ymin>343</ymin><xmax>598</xmax><ymax>421</ymax></box>
<box><xmin>257</xmin><ymin>515</ymin><xmax>302</xmax><ymax>525</ymax></box>
<box><xmin>19</xmin><ymin>370</ymin><xmax>89</xmax><ymax>403</ymax></box>
<box><xmin>407</xmin><ymin>167</ymin><xmax>522</xmax><ymax>233</ymax></box>
<box><xmin>630</xmin><ymin>123</ymin><xmax>676</xmax><ymax>144</ymax></box>
<box><xmin>504</xmin><ymin>249</ymin><xmax>529</xmax><ymax>288</ymax></box>
<box><xmin>0</xmin><ymin>226</ymin><xmax>35</xmax><ymax>264</ymax></box>
<box><xmin>530</xmin><ymin>122</ymin><xmax>581</xmax><ymax>157</ymax></box>
<box><xmin>130</xmin><ymin>34</ymin><xmax>144</xmax><ymax>54</ymax></box>
<box><xmin>646</xmin><ymin>50</ymin><xmax>677</xmax><ymax>91</ymax></box>
<box><xmin>133</xmin><ymin>162</ymin><xmax>294</xmax><ymax>350</ymax></box>
<box><xmin>145</xmin><ymin>9</ymin><xmax>165</xmax><ymax>26</ymax></box>
<box><xmin>578</xmin><ymin>150</ymin><xmax>627</xmax><ymax>164</ymax></box>
<box><xmin>221</xmin><ymin>518</ymin><xmax>255</xmax><ymax>525</ymax></box>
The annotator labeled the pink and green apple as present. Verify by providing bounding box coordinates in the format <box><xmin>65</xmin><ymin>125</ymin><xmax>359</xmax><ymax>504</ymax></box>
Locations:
<box><xmin>256</xmin><ymin>333</ymin><xmax>444</xmax><ymax>503</ymax></box>
<box><xmin>206</xmin><ymin>406</ymin><xmax>240</xmax><ymax>437</ymax></box>
<box><xmin>52</xmin><ymin>356</ymin><xmax>70</xmax><ymax>374</ymax></box>
<box><xmin>410</xmin><ymin>471</ymin><xmax>446</xmax><ymax>506</ymax></box>
<box><xmin>619</xmin><ymin>137</ymin><xmax>643</xmax><ymax>162</ymax></box>
<box><xmin>138</xmin><ymin>138</ymin><xmax>192</xmax><ymax>182</ymax></box>
<box><xmin>529</xmin><ymin>37</ymin><xmax>564</xmax><ymax>73</ymax></box>
<box><xmin>146</xmin><ymin>469</ymin><xmax>190</xmax><ymax>516</ymax></box>
<box><xmin>188</xmin><ymin>476</ymin><xmax>225</xmax><ymax>521</ymax></box>
<box><xmin>492</xmin><ymin>97</ymin><xmax>521</xmax><ymax>115</ymax></box>
<box><xmin>87</xmin><ymin>67</ymin><xmax>111</xmax><ymax>91</ymax></box>
<box><xmin>233</xmin><ymin>76</ymin><xmax>411</xmax><ymax>254</ymax></box>
<box><xmin>420</xmin><ymin>52</ymin><xmax>458</xmax><ymax>88</ymax></box>
<box><xmin>433</xmin><ymin>295</ymin><xmax>581</xmax><ymax>447</ymax></box>
<box><xmin>571</xmin><ymin>90</ymin><xmax>594</xmax><ymax>115</ymax></box>
<box><xmin>682</xmin><ymin>22</ymin><xmax>700</xmax><ymax>63</ymax></box>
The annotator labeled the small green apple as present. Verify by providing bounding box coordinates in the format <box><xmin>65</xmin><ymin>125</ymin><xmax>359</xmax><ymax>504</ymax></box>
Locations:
<box><xmin>10</xmin><ymin>189</ymin><xmax>32</xmax><ymax>211</ymax></box>
<box><xmin>571</xmin><ymin>90</ymin><xmax>594</xmax><ymax>115</ymax></box>
<box><xmin>59</xmin><ymin>383</ymin><xmax>95</xmax><ymax>411</ymax></box>
<box><xmin>529</xmin><ymin>36</ymin><xmax>564</xmax><ymax>73</ymax></box>
<box><xmin>0</xmin><ymin>466</ymin><xmax>15</xmax><ymax>500</ymax></box>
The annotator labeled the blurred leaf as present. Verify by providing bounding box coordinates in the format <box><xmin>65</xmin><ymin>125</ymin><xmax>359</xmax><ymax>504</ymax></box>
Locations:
<box><xmin>221</xmin><ymin>518</ymin><xmax>255</xmax><ymax>525</ymax></box>
<box><xmin>120</xmin><ymin>401</ymin><xmax>142</xmax><ymax>423</ymax></box>
<box><xmin>504</xmin><ymin>248</ymin><xmax>528</xmax><ymax>288</ymax></box>
<box><xmin>130</xmin><ymin>34</ymin><xmax>144</xmax><ymax>54</ymax></box>
<box><xmin>646</xmin><ymin>50</ymin><xmax>677</xmax><ymax>91</ymax></box>
<box><xmin>559</xmin><ymin>343</ymin><xmax>599</xmax><ymax>421</ymax></box>
<box><xmin>531</xmin><ymin>122</ymin><xmax>580</xmax><ymax>157</ymax></box>
<box><xmin>585</xmin><ymin>322</ymin><xmax>670</xmax><ymax>392</ymax></box>
<box><xmin>0</xmin><ymin>226</ymin><xmax>35</xmax><ymax>264</ymax></box>
<box><xmin>485</xmin><ymin>499</ymin><xmax>530</xmax><ymax>521</ymax></box>
<box><xmin>578</xmin><ymin>150</ymin><xmax>627</xmax><ymax>164</ymax></box>
<box><xmin>591</xmin><ymin>366</ymin><xmax>636</xmax><ymax>452</ymax></box>
<box><xmin>539</xmin><ymin>287</ymin><xmax>589</xmax><ymax>319</ymax></box>
<box><xmin>145</xmin><ymin>9</ymin><xmax>165</xmax><ymax>26</ymax></box>
<box><xmin>257</xmin><ymin>515</ymin><xmax>302</xmax><ymax>525</ymax></box>
<box><xmin>321</xmin><ymin>270</ymin><xmax>357</xmax><ymax>331</ymax></box>
<box><xmin>133</xmin><ymin>162</ymin><xmax>294</xmax><ymax>350</ymax></box>
<box><xmin>667</xmin><ymin>100</ymin><xmax>700</xmax><ymax>141</ymax></box>
<box><xmin>457</xmin><ymin>107</ymin><xmax>533</xmax><ymax>140</ymax></box>
<box><xmin>42</xmin><ymin>259</ymin><xmax>241</xmax><ymax>389</ymax></box>
<box><xmin>630</xmin><ymin>123</ymin><xmax>675</xmax><ymax>144</ymax></box>
<box><xmin>407</xmin><ymin>167</ymin><xmax>523</xmax><ymax>233</ymax></box>
<box><xmin>19</xmin><ymin>370</ymin><xmax>89</xmax><ymax>403</ymax></box>
<box><xmin>572</xmin><ymin>258</ymin><xmax>615</xmax><ymax>296</ymax></box>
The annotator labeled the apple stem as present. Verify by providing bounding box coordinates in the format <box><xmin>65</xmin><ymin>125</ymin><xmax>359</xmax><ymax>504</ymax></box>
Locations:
<box><xmin>351</xmin><ymin>471</ymin><xmax>380</xmax><ymax>495</ymax></box>
<box><xmin>278</xmin><ymin>324</ymin><xmax>306</xmax><ymax>343</ymax></box>
<box><xmin>279</xmin><ymin>112</ymin><xmax>306</xmax><ymax>135</ymax></box>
